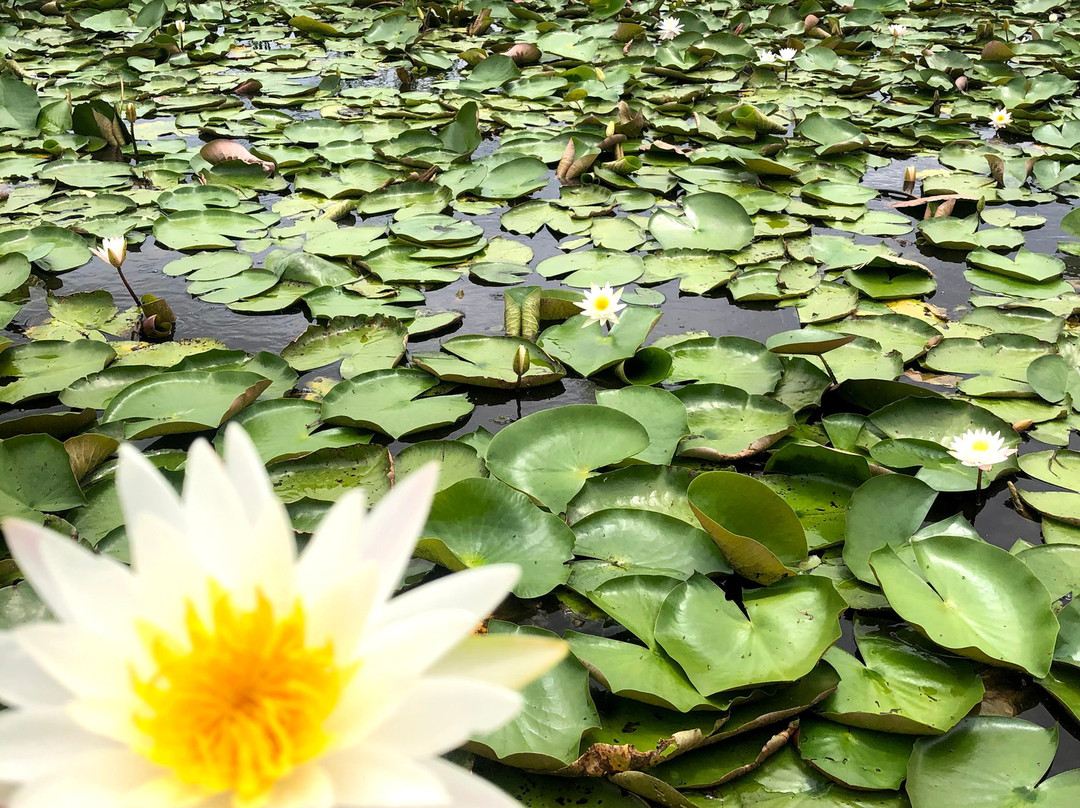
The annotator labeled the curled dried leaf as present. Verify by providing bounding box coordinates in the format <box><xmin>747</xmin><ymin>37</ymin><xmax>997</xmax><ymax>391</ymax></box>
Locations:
<box><xmin>199</xmin><ymin>139</ymin><xmax>276</xmax><ymax>173</ymax></box>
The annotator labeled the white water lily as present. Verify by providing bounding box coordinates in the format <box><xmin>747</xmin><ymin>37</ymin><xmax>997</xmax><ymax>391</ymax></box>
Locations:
<box><xmin>0</xmin><ymin>426</ymin><xmax>566</xmax><ymax>808</ymax></box>
<box><xmin>989</xmin><ymin>107</ymin><xmax>1012</xmax><ymax>130</ymax></box>
<box><xmin>657</xmin><ymin>16</ymin><xmax>684</xmax><ymax>41</ymax></box>
<box><xmin>946</xmin><ymin>428</ymin><xmax>1017</xmax><ymax>470</ymax></box>
<box><xmin>778</xmin><ymin>47</ymin><xmax>798</xmax><ymax>62</ymax></box>
<box><xmin>758</xmin><ymin>50</ymin><xmax>778</xmax><ymax>65</ymax></box>
<box><xmin>89</xmin><ymin>234</ymin><xmax>127</xmax><ymax>269</ymax></box>
<box><xmin>575</xmin><ymin>283</ymin><xmax>626</xmax><ymax>328</ymax></box>
<box><xmin>888</xmin><ymin>23</ymin><xmax>908</xmax><ymax>37</ymax></box>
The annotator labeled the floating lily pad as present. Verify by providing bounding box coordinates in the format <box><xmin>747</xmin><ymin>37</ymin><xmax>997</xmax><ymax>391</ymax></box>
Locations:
<box><xmin>687</xmin><ymin>470</ymin><xmax>808</xmax><ymax>584</ymax></box>
<box><xmin>655</xmin><ymin>573</ymin><xmax>845</xmax><ymax>695</ymax></box>
<box><xmin>320</xmin><ymin>368</ymin><xmax>473</xmax><ymax>439</ymax></box>
<box><xmin>412</xmin><ymin>335</ymin><xmax>566</xmax><ymax>388</ymax></box>
<box><xmin>420</xmin><ymin>477</ymin><xmax>573</xmax><ymax>598</ymax></box>
<box><xmin>485</xmin><ymin>404</ymin><xmax>650</xmax><ymax>514</ymax></box>
<box><xmin>870</xmin><ymin>535</ymin><xmax>1058</xmax><ymax>677</ymax></box>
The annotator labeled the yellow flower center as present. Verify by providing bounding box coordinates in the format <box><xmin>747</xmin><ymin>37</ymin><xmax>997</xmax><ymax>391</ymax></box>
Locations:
<box><xmin>972</xmin><ymin>440</ymin><xmax>989</xmax><ymax>452</ymax></box>
<box><xmin>594</xmin><ymin>296</ymin><xmax>610</xmax><ymax>311</ymax></box>
<box><xmin>133</xmin><ymin>589</ymin><xmax>350</xmax><ymax>804</ymax></box>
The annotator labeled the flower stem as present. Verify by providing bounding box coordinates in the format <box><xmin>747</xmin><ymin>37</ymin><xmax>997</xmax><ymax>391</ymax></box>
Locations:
<box><xmin>975</xmin><ymin>468</ymin><xmax>983</xmax><ymax>506</ymax></box>
<box><xmin>819</xmin><ymin>354</ymin><xmax>838</xmax><ymax>386</ymax></box>
<box><xmin>115</xmin><ymin>267</ymin><xmax>143</xmax><ymax>308</ymax></box>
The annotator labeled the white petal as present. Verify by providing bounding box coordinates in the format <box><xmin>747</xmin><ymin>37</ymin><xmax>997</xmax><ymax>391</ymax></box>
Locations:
<box><xmin>375</xmin><ymin>564</ymin><xmax>519</xmax><ymax>630</ymax></box>
<box><xmin>303</xmin><ymin>565</ymin><xmax>379</xmax><ymax>654</ymax></box>
<box><xmin>323</xmin><ymin>750</ymin><xmax>447</xmax><ymax>807</ymax></box>
<box><xmin>370</xmin><ymin>677</ymin><xmax>521</xmax><ymax>757</ymax></box>
<box><xmin>223</xmin><ymin>423</ymin><xmax>282</xmax><ymax>524</ymax></box>
<box><xmin>260</xmin><ymin>763</ymin><xmax>334</xmax><ymax>808</ymax></box>
<box><xmin>358</xmin><ymin>464</ymin><xmax>440</xmax><ymax>605</ymax></box>
<box><xmin>360</xmin><ymin>609</ymin><xmax>481</xmax><ymax>679</ymax></box>
<box><xmin>0</xmin><ymin>632</ymin><xmax>71</xmax><ymax>707</ymax></box>
<box><xmin>426</xmin><ymin>757</ymin><xmax>523</xmax><ymax>808</ymax></box>
<box><xmin>124</xmin><ymin>513</ymin><xmax>210</xmax><ymax>642</ymax></box>
<box><xmin>8</xmin><ymin>749</ymin><xmax>163</xmax><ymax>808</ymax></box>
<box><xmin>297</xmin><ymin>489</ymin><xmax>366</xmax><ymax>595</ymax></box>
<box><xmin>13</xmin><ymin>624</ymin><xmax>129</xmax><ymax>702</ymax></box>
<box><xmin>4</xmin><ymin>519</ymin><xmax>138</xmax><ymax>639</ymax></box>
<box><xmin>429</xmin><ymin>633</ymin><xmax>568</xmax><ymax>690</ymax></box>
<box><xmin>328</xmin><ymin>609</ymin><xmax>481</xmax><ymax>742</ymax></box>
<box><xmin>0</xmin><ymin>708</ymin><xmax>113</xmax><ymax>780</ymax></box>
<box><xmin>116</xmin><ymin>443</ymin><xmax>184</xmax><ymax>534</ymax></box>
<box><xmin>1</xmin><ymin>520</ymin><xmax>71</xmax><ymax>621</ymax></box>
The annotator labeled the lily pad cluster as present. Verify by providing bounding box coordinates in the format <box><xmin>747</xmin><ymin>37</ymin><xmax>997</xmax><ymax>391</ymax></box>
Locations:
<box><xmin>3</xmin><ymin>0</ymin><xmax>1080</xmax><ymax>804</ymax></box>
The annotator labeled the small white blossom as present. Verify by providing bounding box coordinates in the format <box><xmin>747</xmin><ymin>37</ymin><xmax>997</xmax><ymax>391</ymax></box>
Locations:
<box><xmin>575</xmin><ymin>283</ymin><xmax>626</xmax><ymax>328</ymax></box>
<box><xmin>658</xmin><ymin>16</ymin><xmax>684</xmax><ymax>41</ymax></box>
<box><xmin>778</xmin><ymin>47</ymin><xmax>798</xmax><ymax>62</ymax></box>
<box><xmin>889</xmin><ymin>24</ymin><xmax>908</xmax><ymax>37</ymax></box>
<box><xmin>89</xmin><ymin>235</ymin><xmax>127</xmax><ymax>269</ymax></box>
<box><xmin>947</xmin><ymin>428</ymin><xmax>1017</xmax><ymax>470</ymax></box>
<box><xmin>758</xmin><ymin>50</ymin><xmax>778</xmax><ymax>65</ymax></box>
<box><xmin>989</xmin><ymin>107</ymin><xmax>1012</xmax><ymax>130</ymax></box>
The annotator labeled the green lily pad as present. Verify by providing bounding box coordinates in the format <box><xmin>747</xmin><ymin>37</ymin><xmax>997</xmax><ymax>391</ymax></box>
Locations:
<box><xmin>320</xmin><ymin>368</ymin><xmax>473</xmax><ymax>440</ymax></box>
<box><xmin>654</xmin><ymin>574</ymin><xmax>845</xmax><ymax>695</ymax></box>
<box><xmin>843</xmin><ymin>475</ymin><xmax>937</xmax><ymax>585</ymax></box>
<box><xmin>279</xmin><ymin>314</ymin><xmax>408</xmax><ymax>377</ymax></box>
<box><xmin>221</xmin><ymin>398</ymin><xmax>371</xmax><ymax>464</ymax></box>
<box><xmin>267</xmin><ymin>445</ymin><xmax>391</xmax><ymax>504</ymax></box>
<box><xmin>649</xmin><ymin>192</ymin><xmax>754</xmax><ymax>252</ymax></box>
<box><xmin>539</xmin><ymin>306</ymin><xmax>661</xmax><ymax>378</ymax></box>
<box><xmin>101</xmin><ymin>370</ymin><xmax>270</xmax><ymax>439</ymax></box>
<box><xmin>419</xmin><ymin>477</ymin><xmax>574</xmax><ymax>598</ymax></box>
<box><xmin>0</xmin><ymin>434</ymin><xmax>87</xmax><ymax>521</ymax></box>
<box><xmin>797</xmin><ymin>718</ymin><xmax>916</xmax><ymax>791</ymax></box>
<box><xmin>869</xmin><ymin>535</ymin><xmax>1059</xmax><ymax>677</ymax></box>
<box><xmin>594</xmin><ymin>387</ymin><xmax>688</xmax><ymax>465</ymax></box>
<box><xmin>906</xmin><ymin>717</ymin><xmax>1080</xmax><ymax>808</ymax></box>
<box><xmin>485</xmin><ymin>404</ymin><xmax>650</xmax><ymax>514</ymax></box>
<box><xmin>469</xmin><ymin>622</ymin><xmax>600</xmax><ymax>770</ymax></box>
<box><xmin>666</xmin><ymin>336</ymin><xmax>784</xmax><ymax>394</ymax></box>
<box><xmin>412</xmin><ymin>335</ymin><xmax>566</xmax><ymax>388</ymax></box>
<box><xmin>687</xmin><ymin>470</ymin><xmax>808</xmax><ymax>584</ymax></box>
<box><xmin>0</xmin><ymin>340</ymin><xmax>116</xmax><ymax>405</ymax></box>
<box><xmin>818</xmin><ymin>623</ymin><xmax>985</xmax><ymax>735</ymax></box>
<box><xmin>569</xmin><ymin>507</ymin><xmax>730</xmax><ymax>592</ymax></box>
<box><xmin>675</xmin><ymin>384</ymin><xmax>795</xmax><ymax>461</ymax></box>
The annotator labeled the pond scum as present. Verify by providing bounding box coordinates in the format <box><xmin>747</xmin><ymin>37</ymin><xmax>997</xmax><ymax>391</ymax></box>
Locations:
<box><xmin>2</xmin><ymin>0</ymin><xmax>1080</xmax><ymax>804</ymax></box>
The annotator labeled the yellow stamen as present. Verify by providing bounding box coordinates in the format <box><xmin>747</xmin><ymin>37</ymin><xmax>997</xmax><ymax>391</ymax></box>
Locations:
<box><xmin>972</xmin><ymin>440</ymin><xmax>989</xmax><ymax>452</ymax></box>
<box><xmin>594</xmin><ymin>297</ymin><xmax>610</xmax><ymax>311</ymax></box>
<box><xmin>133</xmin><ymin>588</ymin><xmax>351</xmax><ymax>804</ymax></box>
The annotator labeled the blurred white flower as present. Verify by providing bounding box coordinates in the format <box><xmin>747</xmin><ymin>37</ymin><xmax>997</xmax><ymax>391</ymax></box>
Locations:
<box><xmin>658</xmin><ymin>16</ymin><xmax>684</xmax><ymax>41</ymax></box>
<box><xmin>89</xmin><ymin>235</ymin><xmax>127</xmax><ymax>269</ymax></box>
<box><xmin>989</xmin><ymin>107</ymin><xmax>1012</xmax><ymax>130</ymax></box>
<box><xmin>576</xmin><ymin>283</ymin><xmax>626</xmax><ymax>328</ymax></box>
<box><xmin>889</xmin><ymin>24</ymin><xmax>908</xmax><ymax>37</ymax></box>
<box><xmin>778</xmin><ymin>47</ymin><xmax>798</xmax><ymax>62</ymax></box>
<box><xmin>758</xmin><ymin>50</ymin><xmax>779</xmax><ymax>64</ymax></box>
<box><xmin>0</xmin><ymin>426</ymin><xmax>566</xmax><ymax>808</ymax></box>
<box><xmin>947</xmin><ymin>428</ymin><xmax>1017</xmax><ymax>470</ymax></box>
